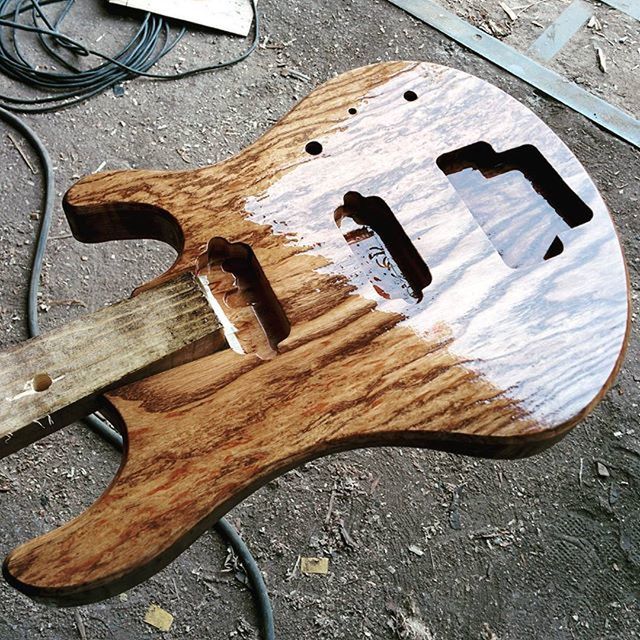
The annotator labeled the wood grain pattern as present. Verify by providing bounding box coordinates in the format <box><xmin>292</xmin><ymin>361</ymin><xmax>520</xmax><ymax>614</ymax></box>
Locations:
<box><xmin>0</xmin><ymin>274</ymin><xmax>223</xmax><ymax>458</ymax></box>
<box><xmin>3</xmin><ymin>61</ymin><xmax>629</xmax><ymax>605</ymax></box>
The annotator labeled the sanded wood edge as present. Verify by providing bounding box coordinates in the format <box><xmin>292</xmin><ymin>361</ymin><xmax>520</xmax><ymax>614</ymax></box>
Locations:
<box><xmin>1</xmin><ymin>401</ymin><xmax>569</xmax><ymax>607</ymax></box>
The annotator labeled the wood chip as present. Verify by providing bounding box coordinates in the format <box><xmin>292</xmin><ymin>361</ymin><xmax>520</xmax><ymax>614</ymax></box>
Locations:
<box><xmin>408</xmin><ymin>544</ymin><xmax>424</xmax><ymax>557</ymax></box>
<box><xmin>339</xmin><ymin>519</ymin><xmax>357</xmax><ymax>548</ymax></box>
<box><xmin>596</xmin><ymin>47</ymin><xmax>607</xmax><ymax>73</ymax></box>
<box><xmin>281</xmin><ymin>68</ymin><xmax>311</xmax><ymax>82</ymax></box>
<box><xmin>485</xmin><ymin>19</ymin><xmax>511</xmax><ymax>38</ymax></box>
<box><xmin>325</xmin><ymin>484</ymin><xmax>337</xmax><ymax>523</ymax></box>
<box><xmin>499</xmin><ymin>2</ymin><xmax>517</xmax><ymax>21</ymax></box>
<box><xmin>74</xmin><ymin>610</ymin><xmax>87</xmax><ymax>640</ymax></box>
<box><xmin>300</xmin><ymin>556</ymin><xmax>329</xmax><ymax>575</ymax></box>
<box><xmin>587</xmin><ymin>15</ymin><xmax>602</xmax><ymax>31</ymax></box>
<box><xmin>7</xmin><ymin>134</ymin><xmax>37</xmax><ymax>174</ymax></box>
<box><xmin>144</xmin><ymin>604</ymin><xmax>174</xmax><ymax>631</ymax></box>
<box><xmin>176</xmin><ymin>148</ymin><xmax>192</xmax><ymax>164</ymax></box>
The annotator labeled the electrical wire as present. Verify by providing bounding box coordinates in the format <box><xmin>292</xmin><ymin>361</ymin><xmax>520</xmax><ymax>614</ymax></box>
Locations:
<box><xmin>0</xmin><ymin>0</ymin><xmax>259</xmax><ymax>112</ymax></box>
<box><xmin>1</xmin><ymin>104</ymin><xmax>275</xmax><ymax>639</ymax></box>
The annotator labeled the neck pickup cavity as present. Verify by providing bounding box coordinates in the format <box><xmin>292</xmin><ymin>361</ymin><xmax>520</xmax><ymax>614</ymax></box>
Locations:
<box><xmin>197</xmin><ymin>238</ymin><xmax>290</xmax><ymax>360</ymax></box>
<box><xmin>437</xmin><ymin>142</ymin><xmax>593</xmax><ymax>269</ymax></box>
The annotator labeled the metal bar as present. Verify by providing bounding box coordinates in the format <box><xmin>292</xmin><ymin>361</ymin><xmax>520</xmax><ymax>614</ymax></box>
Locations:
<box><xmin>386</xmin><ymin>0</ymin><xmax>640</xmax><ymax>149</ymax></box>
<box><xmin>599</xmin><ymin>0</ymin><xmax>640</xmax><ymax>21</ymax></box>
<box><xmin>528</xmin><ymin>0</ymin><xmax>593</xmax><ymax>61</ymax></box>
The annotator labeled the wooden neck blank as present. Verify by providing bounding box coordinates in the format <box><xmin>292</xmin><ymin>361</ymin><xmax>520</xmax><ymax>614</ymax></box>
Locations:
<box><xmin>0</xmin><ymin>273</ymin><xmax>223</xmax><ymax>458</ymax></box>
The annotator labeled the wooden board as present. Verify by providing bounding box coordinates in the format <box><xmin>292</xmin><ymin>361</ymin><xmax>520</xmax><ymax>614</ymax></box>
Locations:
<box><xmin>109</xmin><ymin>0</ymin><xmax>255</xmax><ymax>37</ymax></box>
<box><xmin>3</xmin><ymin>61</ymin><xmax>629</xmax><ymax>606</ymax></box>
<box><xmin>0</xmin><ymin>274</ymin><xmax>222</xmax><ymax>458</ymax></box>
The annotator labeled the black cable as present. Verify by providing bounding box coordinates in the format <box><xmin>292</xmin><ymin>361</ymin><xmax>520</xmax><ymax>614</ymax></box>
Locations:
<box><xmin>0</xmin><ymin>0</ymin><xmax>259</xmax><ymax>112</ymax></box>
<box><xmin>0</xmin><ymin>105</ymin><xmax>54</xmax><ymax>335</ymax></box>
<box><xmin>0</xmin><ymin>106</ymin><xmax>275</xmax><ymax>639</ymax></box>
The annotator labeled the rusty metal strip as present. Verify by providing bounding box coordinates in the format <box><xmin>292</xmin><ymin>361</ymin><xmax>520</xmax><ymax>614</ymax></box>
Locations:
<box><xmin>386</xmin><ymin>0</ymin><xmax>640</xmax><ymax>149</ymax></box>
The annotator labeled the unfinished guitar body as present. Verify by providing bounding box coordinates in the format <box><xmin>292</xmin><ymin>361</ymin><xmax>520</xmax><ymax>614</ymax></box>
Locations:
<box><xmin>4</xmin><ymin>62</ymin><xmax>629</xmax><ymax>605</ymax></box>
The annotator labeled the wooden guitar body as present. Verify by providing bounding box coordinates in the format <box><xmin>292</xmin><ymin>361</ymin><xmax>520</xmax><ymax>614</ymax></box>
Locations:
<box><xmin>3</xmin><ymin>61</ymin><xmax>629</xmax><ymax>605</ymax></box>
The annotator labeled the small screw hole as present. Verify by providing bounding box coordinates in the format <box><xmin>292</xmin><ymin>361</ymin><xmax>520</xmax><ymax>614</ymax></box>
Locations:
<box><xmin>403</xmin><ymin>90</ymin><xmax>418</xmax><ymax>102</ymax></box>
<box><xmin>348</xmin><ymin>107</ymin><xmax>357</xmax><ymax>115</ymax></box>
<box><xmin>32</xmin><ymin>373</ymin><xmax>52</xmax><ymax>392</ymax></box>
<box><xmin>305</xmin><ymin>141</ymin><xmax>323</xmax><ymax>155</ymax></box>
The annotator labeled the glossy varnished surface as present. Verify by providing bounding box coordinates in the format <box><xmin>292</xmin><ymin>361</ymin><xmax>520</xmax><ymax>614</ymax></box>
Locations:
<box><xmin>3</xmin><ymin>62</ymin><xmax>629</xmax><ymax>605</ymax></box>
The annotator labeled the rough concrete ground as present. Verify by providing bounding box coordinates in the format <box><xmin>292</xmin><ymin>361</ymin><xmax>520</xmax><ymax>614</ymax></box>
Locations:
<box><xmin>0</xmin><ymin>0</ymin><xmax>638</xmax><ymax>638</ymax></box>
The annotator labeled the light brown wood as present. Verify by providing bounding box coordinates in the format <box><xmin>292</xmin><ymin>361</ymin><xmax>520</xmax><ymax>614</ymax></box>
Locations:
<box><xmin>109</xmin><ymin>0</ymin><xmax>255</xmax><ymax>37</ymax></box>
<box><xmin>2</xmin><ymin>61</ymin><xmax>629</xmax><ymax>606</ymax></box>
<box><xmin>0</xmin><ymin>273</ymin><xmax>222</xmax><ymax>458</ymax></box>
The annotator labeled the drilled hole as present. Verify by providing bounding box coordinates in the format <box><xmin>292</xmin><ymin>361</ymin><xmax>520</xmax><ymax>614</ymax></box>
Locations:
<box><xmin>305</xmin><ymin>141</ymin><xmax>323</xmax><ymax>155</ymax></box>
<box><xmin>348</xmin><ymin>107</ymin><xmax>357</xmax><ymax>115</ymax></box>
<box><xmin>403</xmin><ymin>90</ymin><xmax>418</xmax><ymax>102</ymax></box>
<box><xmin>32</xmin><ymin>373</ymin><xmax>52</xmax><ymax>392</ymax></box>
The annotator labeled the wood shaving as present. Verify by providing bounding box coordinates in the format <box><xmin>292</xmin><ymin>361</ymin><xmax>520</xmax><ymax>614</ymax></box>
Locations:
<box><xmin>499</xmin><ymin>2</ymin><xmax>517</xmax><ymax>21</ymax></box>
<box><xmin>300</xmin><ymin>557</ymin><xmax>329</xmax><ymax>575</ymax></box>
<box><xmin>596</xmin><ymin>47</ymin><xmax>607</xmax><ymax>73</ymax></box>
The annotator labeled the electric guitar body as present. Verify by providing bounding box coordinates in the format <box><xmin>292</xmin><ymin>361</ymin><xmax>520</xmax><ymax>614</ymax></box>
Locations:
<box><xmin>2</xmin><ymin>62</ymin><xmax>629</xmax><ymax>605</ymax></box>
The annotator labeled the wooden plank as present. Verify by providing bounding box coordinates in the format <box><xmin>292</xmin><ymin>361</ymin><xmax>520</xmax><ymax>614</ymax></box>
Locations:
<box><xmin>109</xmin><ymin>0</ymin><xmax>255</xmax><ymax>37</ymax></box>
<box><xmin>0</xmin><ymin>273</ymin><xmax>223</xmax><ymax>458</ymax></box>
<box><xmin>3</xmin><ymin>62</ymin><xmax>629</xmax><ymax>605</ymax></box>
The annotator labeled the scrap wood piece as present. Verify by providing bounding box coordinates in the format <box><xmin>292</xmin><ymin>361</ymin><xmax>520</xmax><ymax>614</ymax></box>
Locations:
<box><xmin>300</xmin><ymin>557</ymin><xmax>329</xmax><ymax>575</ymax></box>
<box><xmin>108</xmin><ymin>0</ymin><xmax>254</xmax><ymax>37</ymax></box>
<box><xmin>144</xmin><ymin>604</ymin><xmax>174</xmax><ymax>631</ymax></box>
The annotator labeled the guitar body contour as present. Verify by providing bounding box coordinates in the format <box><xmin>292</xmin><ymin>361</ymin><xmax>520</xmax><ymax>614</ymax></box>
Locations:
<box><xmin>4</xmin><ymin>62</ymin><xmax>629</xmax><ymax>605</ymax></box>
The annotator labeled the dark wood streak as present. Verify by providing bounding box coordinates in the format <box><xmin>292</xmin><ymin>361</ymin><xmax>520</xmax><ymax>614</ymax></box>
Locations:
<box><xmin>3</xmin><ymin>61</ymin><xmax>629</xmax><ymax>606</ymax></box>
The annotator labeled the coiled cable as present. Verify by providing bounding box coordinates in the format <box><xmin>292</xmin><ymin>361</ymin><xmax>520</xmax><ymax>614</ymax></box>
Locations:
<box><xmin>0</xmin><ymin>0</ymin><xmax>259</xmax><ymax>112</ymax></box>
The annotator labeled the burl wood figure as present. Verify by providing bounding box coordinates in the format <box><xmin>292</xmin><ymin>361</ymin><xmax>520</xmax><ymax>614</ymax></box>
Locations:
<box><xmin>0</xmin><ymin>62</ymin><xmax>629</xmax><ymax>605</ymax></box>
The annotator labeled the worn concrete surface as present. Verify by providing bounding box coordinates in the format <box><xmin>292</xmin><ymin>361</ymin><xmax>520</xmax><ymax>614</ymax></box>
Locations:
<box><xmin>441</xmin><ymin>0</ymin><xmax>639</xmax><ymax>116</ymax></box>
<box><xmin>0</xmin><ymin>0</ymin><xmax>638</xmax><ymax>638</ymax></box>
